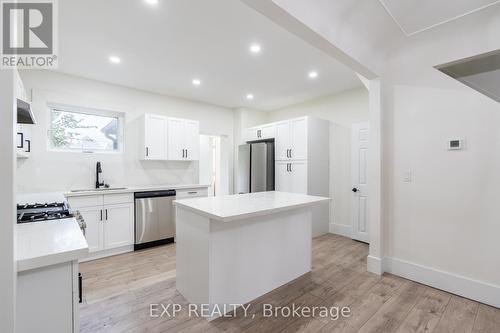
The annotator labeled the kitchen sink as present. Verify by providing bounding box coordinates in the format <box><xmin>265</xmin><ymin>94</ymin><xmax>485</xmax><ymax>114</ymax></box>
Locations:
<box><xmin>70</xmin><ymin>187</ymin><xmax>128</xmax><ymax>193</ymax></box>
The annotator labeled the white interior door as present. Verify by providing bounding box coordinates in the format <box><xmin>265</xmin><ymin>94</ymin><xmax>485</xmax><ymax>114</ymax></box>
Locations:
<box><xmin>351</xmin><ymin>122</ymin><xmax>369</xmax><ymax>243</ymax></box>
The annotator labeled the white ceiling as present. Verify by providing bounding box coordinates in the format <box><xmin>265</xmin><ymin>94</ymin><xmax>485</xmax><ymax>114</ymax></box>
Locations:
<box><xmin>379</xmin><ymin>0</ymin><xmax>500</xmax><ymax>36</ymax></box>
<box><xmin>54</xmin><ymin>0</ymin><xmax>361</xmax><ymax>110</ymax></box>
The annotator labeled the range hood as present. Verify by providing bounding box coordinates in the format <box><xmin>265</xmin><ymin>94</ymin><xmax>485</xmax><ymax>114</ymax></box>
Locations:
<box><xmin>436</xmin><ymin>50</ymin><xmax>500</xmax><ymax>103</ymax></box>
<box><xmin>17</xmin><ymin>98</ymin><xmax>36</xmax><ymax>124</ymax></box>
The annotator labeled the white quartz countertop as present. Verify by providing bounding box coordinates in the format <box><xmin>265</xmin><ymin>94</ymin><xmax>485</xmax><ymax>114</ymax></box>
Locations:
<box><xmin>173</xmin><ymin>191</ymin><xmax>330</xmax><ymax>222</ymax></box>
<box><xmin>63</xmin><ymin>183</ymin><xmax>210</xmax><ymax>197</ymax></box>
<box><xmin>16</xmin><ymin>218</ymin><xmax>89</xmax><ymax>272</ymax></box>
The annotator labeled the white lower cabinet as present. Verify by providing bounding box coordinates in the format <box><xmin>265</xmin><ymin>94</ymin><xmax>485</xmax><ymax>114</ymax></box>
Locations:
<box><xmin>68</xmin><ymin>194</ymin><xmax>134</xmax><ymax>255</ymax></box>
<box><xmin>77</xmin><ymin>206</ymin><xmax>102</xmax><ymax>253</ymax></box>
<box><xmin>17</xmin><ymin>261</ymin><xmax>79</xmax><ymax>333</ymax></box>
<box><xmin>276</xmin><ymin>161</ymin><xmax>308</xmax><ymax>194</ymax></box>
<box><xmin>103</xmin><ymin>203</ymin><xmax>134</xmax><ymax>249</ymax></box>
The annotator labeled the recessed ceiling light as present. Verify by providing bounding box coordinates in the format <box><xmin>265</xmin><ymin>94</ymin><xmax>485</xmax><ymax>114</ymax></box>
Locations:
<box><xmin>144</xmin><ymin>0</ymin><xmax>159</xmax><ymax>5</ymax></box>
<box><xmin>246</xmin><ymin>93</ymin><xmax>254</xmax><ymax>100</ymax></box>
<box><xmin>249</xmin><ymin>44</ymin><xmax>261</xmax><ymax>54</ymax></box>
<box><xmin>109</xmin><ymin>56</ymin><xmax>121</xmax><ymax>64</ymax></box>
<box><xmin>192</xmin><ymin>78</ymin><xmax>201</xmax><ymax>86</ymax></box>
<box><xmin>308</xmin><ymin>71</ymin><xmax>318</xmax><ymax>79</ymax></box>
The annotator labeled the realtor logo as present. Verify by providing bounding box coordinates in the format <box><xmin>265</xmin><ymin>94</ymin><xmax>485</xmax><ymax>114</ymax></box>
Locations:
<box><xmin>1</xmin><ymin>0</ymin><xmax>58</xmax><ymax>68</ymax></box>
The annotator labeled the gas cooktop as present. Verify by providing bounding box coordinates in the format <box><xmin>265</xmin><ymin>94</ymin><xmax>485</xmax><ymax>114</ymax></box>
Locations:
<box><xmin>17</xmin><ymin>202</ymin><xmax>74</xmax><ymax>224</ymax></box>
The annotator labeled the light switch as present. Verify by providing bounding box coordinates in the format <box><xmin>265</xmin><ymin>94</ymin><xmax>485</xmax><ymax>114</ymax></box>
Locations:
<box><xmin>403</xmin><ymin>169</ymin><xmax>412</xmax><ymax>182</ymax></box>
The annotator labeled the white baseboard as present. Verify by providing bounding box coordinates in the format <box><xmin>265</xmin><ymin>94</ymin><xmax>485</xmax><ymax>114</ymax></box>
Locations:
<box><xmin>329</xmin><ymin>223</ymin><xmax>352</xmax><ymax>238</ymax></box>
<box><xmin>80</xmin><ymin>245</ymin><xmax>134</xmax><ymax>262</ymax></box>
<box><xmin>367</xmin><ymin>255</ymin><xmax>383</xmax><ymax>275</ymax></box>
<box><xmin>383</xmin><ymin>257</ymin><xmax>500</xmax><ymax>308</ymax></box>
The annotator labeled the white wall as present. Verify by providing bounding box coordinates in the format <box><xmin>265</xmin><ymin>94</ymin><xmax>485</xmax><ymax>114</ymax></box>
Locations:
<box><xmin>382</xmin><ymin>7</ymin><xmax>500</xmax><ymax>299</ymax></box>
<box><xmin>0</xmin><ymin>70</ymin><xmax>16</xmax><ymax>333</ymax></box>
<box><xmin>17</xmin><ymin>71</ymin><xmax>234</xmax><ymax>194</ymax></box>
<box><xmin>267</xmin><ymin>88</ymin><xmax>369</xmax><ymax>236</ymax></box>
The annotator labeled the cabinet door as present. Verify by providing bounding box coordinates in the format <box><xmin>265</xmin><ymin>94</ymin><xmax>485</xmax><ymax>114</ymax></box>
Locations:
<box><xmin>275</xmin><ymin>161</ymin><xmax>291</xmax><ymax>192</ymax></box>
<box><xmin>103</xmin><ymin>203</ymin><xmax>134</xmax><ymax>250</ymax></box>
<box><xmin>275</xmin><ymin>121</ymin><xmax>290</xmax><ymax>160</ymax></box>
<box><xmin>260</xmin><ymin>124</ymin><xmax>276</xmax><ymax>140</ymax></box>
<box><xmin>77</xmin><ymin>206</ymin><xmax>103</xmax><ymax>253</ymax></box>
<box><xmin>246</xmin><ymin>127</ymin><xmax>259</xmax><ymax>142</ymax></box>
<box><xmin>290</xmin><ymin>161</ymin><xmax>308</xmax><ymax>194</ymax></box>
<box><xmin>144</xmin><ymin>114</ymin><xmax>167</xmax><ymax>160</ymax></box>
<box><xmin>290</xmin><ymin>118</ymin><xmax>307</xmax><ymax>160</ymax></box>
<box><xmin>184</xmin><ymin>120</ymin><xmax>200</xmax><ymax>161</ymax></box>
<box><xmin>167</xmin><ymin>118</ymin><xmax>185</xmax><ymax>160</ymax></box>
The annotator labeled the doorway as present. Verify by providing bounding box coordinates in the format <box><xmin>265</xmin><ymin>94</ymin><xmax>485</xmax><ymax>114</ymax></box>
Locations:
<box><xmin>199</xmin><ymin>135</ymin><xmax>230</xmax><ymax>196</ymax></box>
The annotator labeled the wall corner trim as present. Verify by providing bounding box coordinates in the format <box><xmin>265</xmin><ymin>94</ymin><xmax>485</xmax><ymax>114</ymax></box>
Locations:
<box><xmin>367</xmin><ymin>255</ymin><xmax>383</xmax><ymax>275</ymax></box>
<box><xmin>383</xmin><ymin>257</ymin><xmax>500</xmax><ymax>308</ymax></box>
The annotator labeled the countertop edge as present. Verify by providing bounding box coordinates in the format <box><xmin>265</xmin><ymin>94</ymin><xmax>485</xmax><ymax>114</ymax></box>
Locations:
<box><xmin>17</xmin><ymin>247</ymin><xmax>89</xmax><ymax>272</ymax></box>
<box><xmin>174</xmin><ymin>197</ymin><xmax>330</xmax><ymax>222</ymax></box>
<box><xmin>63</xmin><ymin>184</ymin><xmax>210</xmax><ymax>198</ymax></box>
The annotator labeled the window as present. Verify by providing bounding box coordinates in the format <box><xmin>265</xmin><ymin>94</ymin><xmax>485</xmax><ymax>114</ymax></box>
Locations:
<box><xmin>49</xmin><ymin>105</ymin><xmax>124</xmax><ymax>153</ymax></box>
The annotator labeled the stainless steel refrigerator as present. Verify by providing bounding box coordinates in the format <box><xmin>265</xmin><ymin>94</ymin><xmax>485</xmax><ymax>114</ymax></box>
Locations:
<box><xmin>238</xmin><ymin>141</ymin><xmax>275</xmax><ymax>194</ymax></box>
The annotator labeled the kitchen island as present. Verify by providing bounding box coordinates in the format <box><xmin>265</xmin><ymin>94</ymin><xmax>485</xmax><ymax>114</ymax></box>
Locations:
<box><xmin>173</xmin><ymin>191</ymin><xmax>330</xmax><ymax>320</ymax></box>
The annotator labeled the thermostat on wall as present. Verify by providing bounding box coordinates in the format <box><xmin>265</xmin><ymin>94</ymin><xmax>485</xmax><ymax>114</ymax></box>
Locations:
<box><xmin>447</xmin><ymin>138</ymin><xmax>464</xmax><ymax>150</ymax></box>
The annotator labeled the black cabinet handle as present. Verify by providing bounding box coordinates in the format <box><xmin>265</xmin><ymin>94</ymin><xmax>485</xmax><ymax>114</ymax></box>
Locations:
<box><xmin>25</xmin><ymin>139</ymin><xmax>31</xmax><ymax>153</ymax></box>
<box><xmin>78</xmin><ymin>273</ymin><xmax>83</xmax><ymax>304</ymax></box>
<box><xmin>182</xmin><ymin>149</ymin><xmax>185</xmax><ymax>158</ymax></box>
<box><xmin>186</xmin><ymin>149</ymin><xmax>188</xmax><ymax>159</ymax></box>
<box><xmin>146</xmin><ymin>147</ymin><xmax>149</xmax><ymax>157</ymax></box>
<box><xmin>100</xmin><ymin>209</ymin><xmax>103</xmax><ymax>221</ymax></box>
<box><xmin>105</xmin><ymin>209</ymin><xmax>108</xmax><ymax>220</ymax></box>
<box><xmin>17</xmin><ymin>132</ymin><xmax>24</xmax><ymax>148</ymax></box>
<box><xmin>290</xmin><ymin>163</ymin><xmax>292</xmax><ymax>172</ymax></box>
<box><xmin>289</xmin><ymin>149</ymin><xmax>292</xmax><ymax>158</ymax></box>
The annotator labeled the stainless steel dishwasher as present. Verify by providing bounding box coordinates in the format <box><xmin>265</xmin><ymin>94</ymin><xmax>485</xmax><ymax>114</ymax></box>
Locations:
<box><xmin>134</xmin><ymin>189</ymin><xmax>176</xmax><ymax>250</ymax></box>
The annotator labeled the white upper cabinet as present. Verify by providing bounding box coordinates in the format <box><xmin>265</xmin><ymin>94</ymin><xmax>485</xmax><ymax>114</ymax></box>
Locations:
<box><xmin>275</xmin><ymin>121</ymin><xmax>291</xmax><ymax>160</ymax></box>
<box><xmin>245</xmin><ymin>123</ymin><xmax>276</xmax><ymax>142</ymax></box>
<box><xmin>167</xmin><ymin>117</ymin><xmax>185</xmax><ymax>160</ymax></box>
<box><xmin>290</xmin><ymin>118</ymin><xmax>307</xmax><ymax>160</ymax></box>
<box><xmin>184</xmin><ymin>120</ymin><xmax>200</xmax><ymax>161</ymax></box>
<box><xmin>275</xmin><ymin>117</ymin><xmax>308</xmax><ymax>161</ymax></box>
<box><xmin>141</xmin><ymin>114</ymin><xmax>199</xmax><ymax>161</ymax></box>
<box><xmin>143</xmin><ymin>114</ymin><xmax>167</xmax><ymax>160</ymax></box>
<box><xmin>167</xmin><ymin>118</ymin><xmax>200</xmax><ymax>161</ymax></box>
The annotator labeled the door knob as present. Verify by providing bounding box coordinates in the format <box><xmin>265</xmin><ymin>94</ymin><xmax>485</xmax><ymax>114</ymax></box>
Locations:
<box><xmin>352</xmin><ymin>188</ymin><xmax>358</xmax><ymax>193</ymax></box>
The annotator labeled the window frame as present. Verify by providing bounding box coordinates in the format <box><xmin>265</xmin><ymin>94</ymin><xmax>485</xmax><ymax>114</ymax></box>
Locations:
<box><xmin>47</xmin><ymin>103</ymin><xmax>125</xmax><ymax>154</ymax></box>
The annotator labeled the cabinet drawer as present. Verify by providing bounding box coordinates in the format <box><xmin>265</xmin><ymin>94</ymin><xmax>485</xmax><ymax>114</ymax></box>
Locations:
<box><xmin>67</xmin><ymin>195</ymin><xmax>103</xmax><ymax>209</ymax></box>
<box><xmin>103</xmin><ymin>193</ymin><xmax>133</xmax><ymax>205</ymax></box>
<box><xmin>176</xmin><ymin>188</ymin><xmax>208</xmax><ymax>199</ymax></box>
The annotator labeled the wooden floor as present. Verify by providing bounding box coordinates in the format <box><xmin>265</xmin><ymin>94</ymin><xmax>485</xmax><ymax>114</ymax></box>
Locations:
<box><xmin>80</xmin><ymin>234</ymin><xmax>500</xmax><ymax>333</ymax></box>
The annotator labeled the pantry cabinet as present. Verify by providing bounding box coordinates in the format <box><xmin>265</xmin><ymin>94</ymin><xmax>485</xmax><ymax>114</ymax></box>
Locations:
<box><xmin>275</xmin><ymin>117</ymin><xmax>307</xmax><ymax>161</ymax></box>
<box><xmin>243</xmin><ymin>116</ymin><xmax>330</xmax><ymax>237</ymax></box>
<box><xmin>275</xmin><ymin>161</ymin><xmax>307</xmax><ymax>194</ymax></box>
<box><xmin>140</xmin><ymin>114</ymin><xmax>199</xmax><ymax>161</ymax></box>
